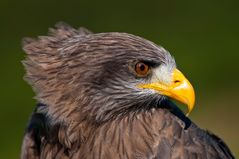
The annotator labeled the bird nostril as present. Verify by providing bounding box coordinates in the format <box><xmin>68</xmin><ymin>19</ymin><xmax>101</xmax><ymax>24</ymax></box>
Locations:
<box><xmin>174</xmin><ymin>80</ymin><xmax>180</xmax><ymax>84</ymax></box>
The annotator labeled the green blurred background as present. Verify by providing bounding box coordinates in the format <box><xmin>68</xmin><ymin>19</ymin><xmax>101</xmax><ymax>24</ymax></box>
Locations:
<box><xmin>0</xmin><ymin>0</ymin><xmax>238</xmax><ymax>158</ymax></box>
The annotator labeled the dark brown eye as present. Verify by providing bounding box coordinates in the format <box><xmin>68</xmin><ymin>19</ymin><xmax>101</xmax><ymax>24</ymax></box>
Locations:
<box><xmin>135</xmin><ymin>62</ymin><xmax>150</xmax><ymax>76</ymax></box>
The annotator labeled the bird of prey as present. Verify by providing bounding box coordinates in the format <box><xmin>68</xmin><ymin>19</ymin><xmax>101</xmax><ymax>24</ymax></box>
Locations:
<box><xmin>21</xmin><ymin>23</ymin><xmax>234</xmax><ymax>159</ymax></box>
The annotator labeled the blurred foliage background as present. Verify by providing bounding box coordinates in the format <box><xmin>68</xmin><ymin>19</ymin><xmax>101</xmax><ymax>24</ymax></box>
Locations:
<box><xmin>0</xmin><ymin>0</ymin><xmax>238</xmax><ymax>158</ymax></box>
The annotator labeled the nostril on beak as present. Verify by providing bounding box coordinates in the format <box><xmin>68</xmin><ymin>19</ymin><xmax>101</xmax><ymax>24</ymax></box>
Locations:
<box><xmin>174</xmin><ymin>80</ymin><xmax>180</xmax><ymax>84</ymax></box>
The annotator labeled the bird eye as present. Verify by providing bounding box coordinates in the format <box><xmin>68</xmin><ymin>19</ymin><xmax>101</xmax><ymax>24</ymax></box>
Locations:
<box><xmin>135</xmin><ymin>62</ymin><xmax>150</xmax><ymax>76</ymax></box>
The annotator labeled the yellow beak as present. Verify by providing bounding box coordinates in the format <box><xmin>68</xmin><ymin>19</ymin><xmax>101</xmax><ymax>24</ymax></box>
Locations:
<box><xmin>139</xmin><ymin>69</ymin><xmax>195</xmax><ymax>115</ymax></box>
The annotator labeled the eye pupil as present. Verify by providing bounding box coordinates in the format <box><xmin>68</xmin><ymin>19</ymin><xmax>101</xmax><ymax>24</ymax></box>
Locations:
<box><xmin>139</xmin><ymin>64</ymin><xmax>145</xmax><ymax>71</ymax></box>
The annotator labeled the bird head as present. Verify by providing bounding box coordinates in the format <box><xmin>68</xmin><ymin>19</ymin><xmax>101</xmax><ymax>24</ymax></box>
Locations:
<box><xmin>23</xmin><ymin>23</ymin><xmax>195</xmax><ymax>124</ymax></box>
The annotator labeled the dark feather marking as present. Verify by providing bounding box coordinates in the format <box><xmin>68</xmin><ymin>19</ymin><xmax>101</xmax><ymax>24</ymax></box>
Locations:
<box><xmin>160</xmin><ymin>99</ymin><xmax>191</xmax><ymax>129</ymax></box>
